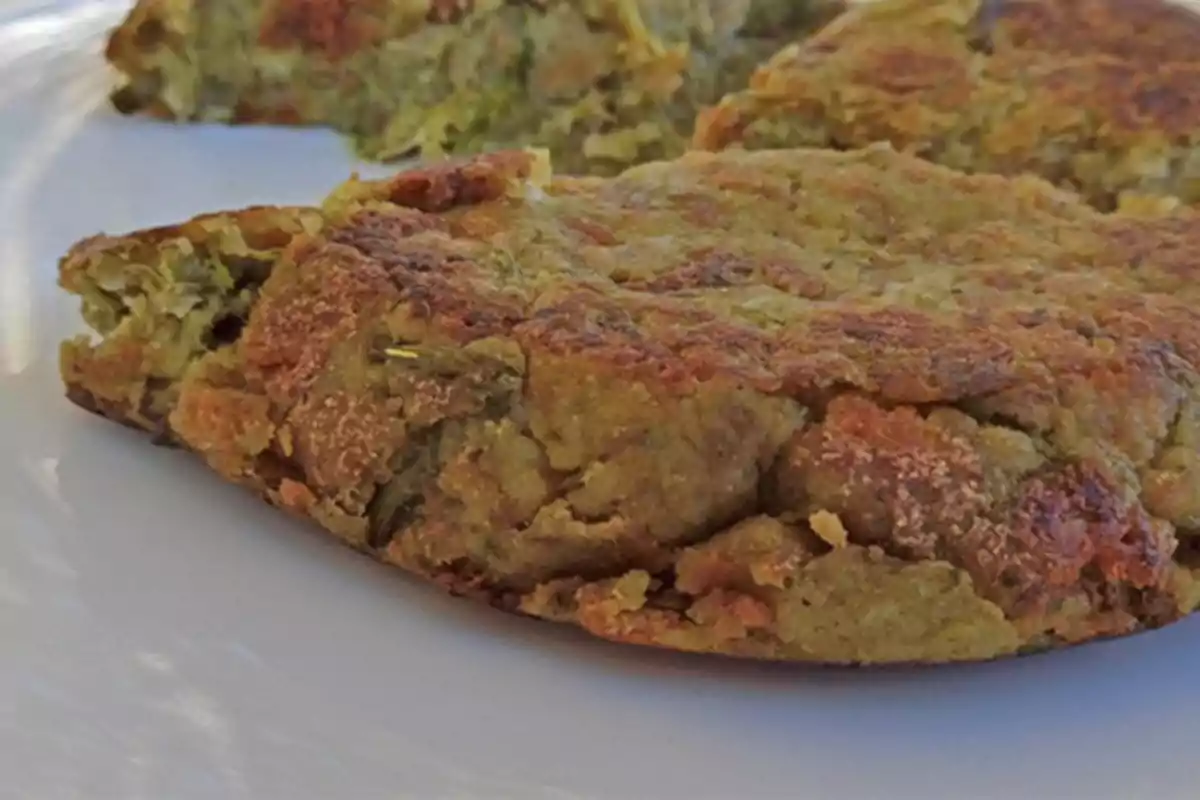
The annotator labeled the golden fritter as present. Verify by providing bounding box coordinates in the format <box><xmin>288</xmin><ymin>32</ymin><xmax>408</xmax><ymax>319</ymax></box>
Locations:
<box><xmin>60</xmin><ymin>145</ymin><xmax>1200</xmax><ymax>664</ymax></box>
<box><xmin>105</xmin><ymin>0</ymin><xmax>843</xmax><ymax>174</ymax></box>
<box><xmin>695</xmin><ymin>0</ymin><xmax>1200</xmax><ymax>212</ymax></box>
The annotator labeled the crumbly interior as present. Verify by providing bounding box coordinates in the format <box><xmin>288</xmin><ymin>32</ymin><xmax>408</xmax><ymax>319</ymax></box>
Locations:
<box><xmin>60</xmin><ymin>145</ymin><xmax>1200</xmax><ymax>664</ymax></box>
<box><xmin>694</xmin><ymin>0</ymin><xmax>1200</xmax><ymax>211</ymax></box>
<box><xmin>103</xmin><ymin>0</ymin><xmax>843</xmax><ymax>174</ymax></box>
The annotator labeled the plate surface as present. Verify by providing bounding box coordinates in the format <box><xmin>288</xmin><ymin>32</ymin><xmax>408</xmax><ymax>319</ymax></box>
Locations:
<box><xmin>2</xmin><ymin>3</ymin><xmax>1199</xmax><ymax>798</ymax></box>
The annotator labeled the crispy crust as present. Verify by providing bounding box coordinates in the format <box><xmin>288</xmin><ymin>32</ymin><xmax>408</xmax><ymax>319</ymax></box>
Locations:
<box><xmin>60</xmin><ymin>145</ymin><xmax>1200</xmax><ymax>664</ymax></box>
<box><xmin>693</xmin><ymin>0</ymin><xmax>1200</xmax><ymax>211</ymax></box>
<box><xmin>103</xmin><ymin>0</ymin><xmax>844</xmax><ymax>174</ymax></box>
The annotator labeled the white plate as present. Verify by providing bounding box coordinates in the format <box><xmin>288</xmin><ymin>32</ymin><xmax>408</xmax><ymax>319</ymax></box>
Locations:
<box><xmin>2</xmin><ymin>3</ymin><xmax>1199</xmax><ymax>798</ymax></box>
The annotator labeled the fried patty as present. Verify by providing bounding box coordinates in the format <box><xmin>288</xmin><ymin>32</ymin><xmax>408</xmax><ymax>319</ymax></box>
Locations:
<box><xmin>59</xmin><ymin>145</ymin><xmax>1200</xmax><ymax>664</ymax></box>
<box><xmin>103</xmin><ymin>0</ymin><xmax>842</xmax><ymax>174</ymax></box>
<box><xmin>694</xmin><ymin>0</ymin><xmax>1200</xmax><ymax>212</ymax></box>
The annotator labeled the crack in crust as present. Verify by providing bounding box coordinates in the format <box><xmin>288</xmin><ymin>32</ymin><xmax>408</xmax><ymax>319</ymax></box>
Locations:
<box><xmin>59</xmin><ymin>145</ymin><xmax>1200</xmax><ymax>664</ymax></box>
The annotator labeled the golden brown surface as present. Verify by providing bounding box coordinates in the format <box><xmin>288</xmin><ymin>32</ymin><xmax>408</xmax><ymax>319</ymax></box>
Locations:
<box><xmin>103</xmin><ymin>0</ymin><xmax>843</xmax><ymax>174</ymax></box>
<box><xmin>694</xmin><ymin>0</ymin><xmax>1200</xmax><ymax>211</ymax></box>
<box><xmin>60</xmin><ymin>145</ymin><xmax>1200</xmax><ymax>664</ymax></box>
